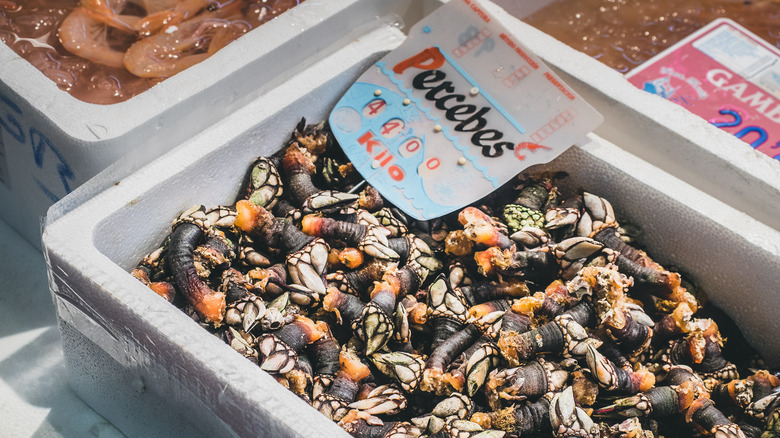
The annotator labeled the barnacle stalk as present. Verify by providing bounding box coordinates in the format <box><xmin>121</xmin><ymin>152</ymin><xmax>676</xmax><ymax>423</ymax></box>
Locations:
<box><xmin>568</xmin><ymin>265</ymin><xmax>654</xmax><ymax>357</ymax></box>
<box><xmin>245</xmin><ymin>263</ymin><xmax>288</xmax><ymax>297</ymax></box>
<box><xmin>167</xmin><ymin>206</ymin><xmax>226</xmax><ymax>326</ymax></box>
<box><xmin>426</xmin><ymin>275</ymin><xmax>470</xmax><ymax>350</ymax></box>
<box><xmin>339</xmin><ymin>410</ymin><xmax>421</xmax><ymax>438</ymax></box>
<box><xmin>236</xmin><ymin>200</ymin><xmax>329</xmax><ymax>295</ymax></box>
<box><xmin>310</xmin><ymin>325</ymin><xmax>340</xmax><ymax>399</ymax></box>
<box><xmin>471</xmin><ymin>393</ymin><xmax>553</xmax><ymax>436</ymax></box>
<box><xmin>388</xmin><ymin>234</ymin><xmax>441</xmax><ymax>277</ymax></box>
<box><xmin>326</xmin><ymin>259</ymin><xmax>395</xmax><ymax>298</ymax></box>
<box><xmin>282</xmin><ymin>143</ymin><xmax>320</xmax><ymax>206</ymax></box>
<box><xmin>474</xmin><ymin>246</ymin><xmax>556</xmax><ymax>280</ymax></box>
<box><xmin>313</xmin><ymin>349</ymin><xmax>371</xmax><ymax>422</ymax></box>
<box><xmin>497</xmin><ymin>302</ymin><xmax>600</xmax><ymax>363</ymax></box>
<box><xmin>302</xmin><ymin>215</ymin><xmax>399</xmax><ymax>261</ymax></box>
<box><xmin>550</xmin><ymin>387</ymin><xmax>599</xmax><ymax>438</ymax></box>
<box><xmin>585</xmin><ymin>344</ymin><xmax>655</xmax><ymax>394</ymax></box>
<box><xmin>662</xmin><ymin>328</ymin><xmax>739</xmax><ymax>389</ymax></box>
<box><xmin>459</xmin><ymin>207</ymin><xmax>514</xmax><ymax>250</ymax></box>
<box><xmin>257</xmin><ymin>316</ymin><xmax>325</xmax><ymax>374</ymax></box>
<box><xmin>687</xmin><ymin>397</ymin><xmax>747</xmax><ymax>438</ymax></box>
<box><xmin>421</xmin><ymin>324</ymin><xmax>481</xmax><ymax>395</ymax></box>
<box><xmin>485</xmin><ymin>359</ymin><xmax>569</xmax><ymax>411</ymax></box>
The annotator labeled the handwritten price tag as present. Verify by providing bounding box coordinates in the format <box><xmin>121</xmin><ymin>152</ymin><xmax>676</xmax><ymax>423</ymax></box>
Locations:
<box><xmin>329</xmin><ymin>0</ymin><xmax>603</xmax><ymax>220</ymax></box>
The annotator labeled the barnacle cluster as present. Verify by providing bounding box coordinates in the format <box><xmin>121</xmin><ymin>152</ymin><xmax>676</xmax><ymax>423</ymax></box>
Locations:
<box><xmin>132</xmin><ymin>119</ymin><xmax>778</xmax><ymax>438</ymax></box>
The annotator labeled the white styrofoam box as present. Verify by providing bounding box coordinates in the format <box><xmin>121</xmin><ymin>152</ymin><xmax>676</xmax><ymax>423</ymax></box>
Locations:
<box><xmin>0</xmin><ymin>0</ymin><xmax>411</xmax><ymax>248</ymax></box>
<box><xmin>481</xmin><ymin>1</ymin><xmax>780</xmax><ymax>232</ymax></box>
<box><xmin>44</xmin><ymin>19</ymin><xmax>780</xmax><ymax>438</ymax></box>
<box><xmin>41</xmin><ymin>25</ymin><xmax>405</xmax><ymax>438</ymax></box>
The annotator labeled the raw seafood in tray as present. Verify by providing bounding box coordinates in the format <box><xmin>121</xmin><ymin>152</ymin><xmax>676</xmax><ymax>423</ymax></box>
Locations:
<box><xmin>130</xmin><ymin>119</ymin><xmax>777</xmax><ymax>438</ymax></box>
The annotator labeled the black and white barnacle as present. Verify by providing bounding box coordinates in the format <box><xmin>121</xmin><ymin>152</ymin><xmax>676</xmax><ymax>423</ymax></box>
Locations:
<box><xmin>374</xmin><ymin>207</ymin><xmax>409</xmax><ymax>237</ymax></box>
<box><xmin>257</xmin><ymin>316</ymin><xmax>324</xmax><ymax>374</ymax></box>
<box><xmin>223</xmin><ymin>326</ymin><xmax>259</xmax><ymax>364</ymax></box>
<box><xmin>313</xmin><ymin>348</ymin><xmax>372</xmax><ymax>422</ymax></box>
<box><xmin>348</xmin><ymin>383</ymin><xmax>408</xmax><ymax>416</ymax></box>
<box><xmin>427</xmin><ymin>274</ymin><xmax>470</xmax><ymax>349</ymax></box>
<box><xmin>470</xmin><ymin>392</ymin><xmax>553</xmax><ymax>437</ymax></box>
<box><xmin>485</xmin><ymin>359</ymin><xmax>569</xmax><ymax>410</ymax></box>
<box><xmin>301</xmin><ymin>215</ymin><xmax>399</xmax><ymax>262</ymax></box>
<box><xmin>242</xmin><ymin>156</ymin><xmax>283</xmax><ymax>209</ymax></box>
<box><xmin>370</xmin><ymin>351</ymin><xmax>425</xmax><ymax>394</ymax></box>
<box><xmin>550</xmin><ymin>387</ymin><xmax>599</xmax><ymax>438</ymax></box>
<box><xmin>339</xmin><ymin>410</ymin><xmax>422</xmax><ymax>438</ymax></box>
<box><xmin>498</xmin><ymin>302</ymin><xmax>599</xmax><ymax>364</ymax></box>
<box><xmin>166</xmin><ymin>205</ymin><xmax>227</xmax><ymax>326</ymax></box>
<box><xmin>301</xmin><ymin>190</ymin><xmax>360</xmax><ymax>215</ymax></box>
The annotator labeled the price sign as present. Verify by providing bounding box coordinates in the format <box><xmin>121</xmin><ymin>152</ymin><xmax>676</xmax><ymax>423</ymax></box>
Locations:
<box><xmin>329</xmin><ymin>0</ymin><xmax>603</xmax><ymax>220</ymax></box>
<box><xmin>627</xmin><ymin>18</ymin><xmax>780</xmax><ymax>160</ymax></box>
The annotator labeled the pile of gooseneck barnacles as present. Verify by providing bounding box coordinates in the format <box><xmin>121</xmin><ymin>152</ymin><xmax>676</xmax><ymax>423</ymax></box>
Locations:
<box><xmin>132</xmin><ymin>119</ymin><xmax>778</xmax><ymax>438</ymax></box>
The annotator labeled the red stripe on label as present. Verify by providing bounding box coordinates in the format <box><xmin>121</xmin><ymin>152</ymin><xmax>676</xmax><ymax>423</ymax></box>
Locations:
<box><xmin>499</xmin><ymin>33</ymin><xmax>539</xmax><ymax>69</ymax></box>
<box><xmin>543</xmin><ymin>72</ymin><xmax>575</xmax><ymax>100</ymax></box>
<box><xmin>463</xmin><ymin>0</ymin><xmax>490</xmax><ymax>23</ymax></box>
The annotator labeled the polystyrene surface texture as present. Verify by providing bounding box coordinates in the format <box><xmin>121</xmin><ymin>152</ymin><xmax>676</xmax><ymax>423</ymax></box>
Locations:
<box><xmin>481</xmin><ymin>1</ymin><xmax>780</xmax><ymax>233</ymax></box>
<box><xmin>44</xmin><ymin>26</ymin><xmax>405</xmax><ymax>438</ymax></box>
<box><xmin>0</xmin><ymin>0</ymin><xmax>410</xmax><ymax>248</ymax></box>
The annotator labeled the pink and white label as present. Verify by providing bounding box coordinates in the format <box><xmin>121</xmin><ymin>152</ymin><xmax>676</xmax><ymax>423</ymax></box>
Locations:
<box><xmin>627</xmin><ymin>18</ymin><xmax>780</xmax><ymax>160</ymax></box>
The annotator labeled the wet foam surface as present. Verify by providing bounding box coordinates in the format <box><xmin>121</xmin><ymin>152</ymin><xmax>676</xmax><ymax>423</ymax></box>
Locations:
<box><xmin>0</xmin><ymin>217</ymin><xmax>125</xmax><ymax>438</ymax></box>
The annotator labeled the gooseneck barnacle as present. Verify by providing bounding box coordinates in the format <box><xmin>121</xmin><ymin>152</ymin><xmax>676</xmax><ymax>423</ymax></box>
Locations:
<box><xmin>132</xmin><ymin>119</ymin><xmax>772</xmax><ymax>438</ymax></box>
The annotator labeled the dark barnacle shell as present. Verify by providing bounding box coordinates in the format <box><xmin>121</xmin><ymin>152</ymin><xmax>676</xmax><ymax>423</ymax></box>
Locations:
<box><xmin>242</xmin><ymin>156</ymin><xmax>283</xmax><ymax>209</ymax></box>
<box><xmin>471</xmin><ymin>392</ymin><xmax>553</xmax><ymax>437</ymax></box>
<box><xmin>550</xmin><ymin>387</ymin><xmax>599</xmax><ymax>438</ymax></box>
<box><xmin>167</xmin><ymin>206</ymin><xmax>226</xmax><ymax>326</ymax></box>
<box><xmin>485</xmin><ymin>359</ymin><xmax>569</xmax><ymax>410</ymax></box>
<box><xmin>497</xmin><ymin>302</ymin><xmax>600</xmax><ymax>364</ymax></box>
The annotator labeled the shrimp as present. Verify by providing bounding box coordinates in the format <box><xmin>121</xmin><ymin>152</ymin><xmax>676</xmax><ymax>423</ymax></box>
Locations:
<box><xmin>134</xmin><ymin>0</ymin><xmax>211</xmax><ymax>37</ymax></box>
<box><xmin>58</xmin><ymin>7</ymin><xmax>130</xmax><ymax>68</ymax></box>
<box><xmin>79</xmin><ymin>0</ymin><xmax>142</xmax><ymax>33</ymax></box>
<box><xmin>123</xmin><ymin>1</ymin><xmax>247</xmax><ymax>78</ymax></box>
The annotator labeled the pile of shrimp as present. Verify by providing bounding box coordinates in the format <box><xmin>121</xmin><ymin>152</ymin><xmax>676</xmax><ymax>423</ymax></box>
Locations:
<box><xmin>0</xmin><ymin>0</ymin><xmax>302</xmax><ymax>103</ymax></box>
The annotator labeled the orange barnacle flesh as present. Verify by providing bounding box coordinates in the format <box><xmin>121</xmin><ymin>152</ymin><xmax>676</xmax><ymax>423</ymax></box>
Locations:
<box><xmin>635</xmin><ymin>367</ymin><xmax>656</xmax><ymax>392</ymax></box>
<box><xmin>474</xmin><ymin>248</ymin><xmax>499</xmax><ymax>276</ymax></box>
<box><xmin>470</xmin><ymin>412</ymin><xmax>493</xmax><ymax>429</ymax></box>
<box><xmin>322</xmin><ymin>288</ymin><xmax>344</xmax><ymax>320</ymax></box>
<box><xmin>407</xmin><ymin>302</ymin><xmax>428</xmax><ymax>325</ymax></box>
<box><xmin>194</xmin><ymin>288</ymin><xmax>226</xmax><ymax>327</ymax></box>
<box><xmin>283</xmin><ymin>143</ymin><xmax>317</xmax><ymax>174</ymax></box>
<box><xmin>150</xmin><ymin>281</ymin><xmax>176</xmax><ymax>303</ymax></box>
<box><xmin>235</xmin><ymin>199</ymin><xmax>272</xmax><ymax>234</ymax></box>
<box><xmin>339</xmin><ymin>247</ymin><xmax>364</xmax><ymax>269</ymax></box>
<box><xmin>512</xmin><ymin>293</ymin><xmax>544</xmax><ymax>316</ymax></box>
<box><xmin>369</xmin><ymin>280</ymin><xmax>396</xmax><ymax>300</ymax></box>
<box><xmin>459</xmin><ymin>206</ymin><xmax>493</xmax><ymax>225</ymax></box>
<box><xmin>445</xmin><ymin>230</ymin><xmax>474</xmax><ymax>256</ymax></box>
<box><xmin>443</xmin><ymin>370</ymin><xmax>465</xmax><ymax>393</ymax></box>
<box><xmin>468</xmin><ymin>302</ymin><xmax>499</xmax><ymax>320</ymax></box>
<box><xmin>339</xmin><ymin>349</ymin><xmax>371</xmax><ymax>382</ymax></box>
<box><xmin>295</xmin><ymin>315</ymin><xmax>325</xmax><ymax>344</ymax></box>
<box><xmin>301</xmin><ymin>215</ymin><xmax>326</xmax><ymax>236</ymax></box>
